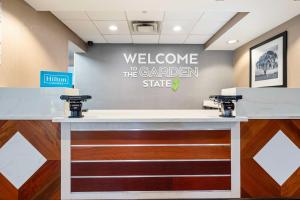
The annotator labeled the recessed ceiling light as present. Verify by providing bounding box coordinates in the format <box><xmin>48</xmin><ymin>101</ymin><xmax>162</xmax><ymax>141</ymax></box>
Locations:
<box><xmin>227</xmin><ymin>39</ymin><xmax>239</xmax><ymax>44</ymax></box>
<box><xmin>173</xmin><ymin>25</ymin><xmax>182</xmax><ymax>32</ymax></box>
<box><xmin>109</xmin><ymin>25</ymin><xmax>118</xmax><ymax>31</ymax></box>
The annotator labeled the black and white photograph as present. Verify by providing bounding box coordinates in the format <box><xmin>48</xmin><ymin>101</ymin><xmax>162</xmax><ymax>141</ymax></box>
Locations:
<box><xmin>250</xmin><ymin>31</ymin><xmax>287</xmax><ymax>88</ymax></box>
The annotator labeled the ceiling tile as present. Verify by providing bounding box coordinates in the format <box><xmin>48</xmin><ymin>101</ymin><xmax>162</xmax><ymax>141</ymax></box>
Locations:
<box><xmin>159</xmin><ymin>35</ymin><xmax>187</xmax><ymax>44</ymax></box>
<box><xmin>62</xmin><ymin>20</ymin><xmax>105</xmax><ymax>42</ymax></box>
<box><xmin>63</xmin><ymin>20</ymin><xmax>99</xmax><ymax>35</ymax></box>
<box><xmin>164</xmin><ymin>11</ymin><xmax>204</xmax><ymax>21</ymax></box>
<box><xmin>52</xmin><ymin>11</ymin><xmax>89</xmax><ymax>20</ymax></box>
<box><xmin>201</xmin><ymin>11</ymin><xmax>236</xmax><ymax>22</ymax></box>
<box><xmin>126</xmin><ymin>11</ymin><xmax>164</xmax><ymax>21</ymax></box>
<box><xmin>104</xmin><ymin>35</ymin><xmax>132</xmax><ymax>43</ymax></box>
<box><xmin>86</xmin><ymin>35</ymin><xmax>106</xmax><ymax>43</ymax></box>
<box><xmin>185</xmin><ymin>35</ymin><xmax>211</xmax><ymax>44</ymax></box>
<box><xmin>191</xmin><ymin>20</ymin><xmax>225</xmax><ymax>35</ymax></box>
<box><xmin>132</xmin><ymin>35</ymin><xmax>159</xmax><ymax>44</ymax></box>
<box><xmin>86</xmin><ymin>11</ymin><xmax>126</xmax><ymax>20</ymax></box>
<box><xmin>190</xmin><ymin>11</ymin><xmax>236</xmax><ymax>35</ymax></box>
<box><xmin>94</xmin><ymin>21</ymin><xmax>130</xmax><ymax>35</ymax></box>
<box><xmin>161</xmin><ymin>20</ymin><xmax>195</xmax><ymax>35</ymax></box>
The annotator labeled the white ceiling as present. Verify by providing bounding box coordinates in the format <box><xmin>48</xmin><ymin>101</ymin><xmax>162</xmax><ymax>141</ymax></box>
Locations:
<box><xmin>24</xmin><ymin>0</ymin><xmax>300</xmax><ymax>50</ymax></box>
<box><xmin>51</xmin><ymin>10</ymin><xmax>236</xmax><ymax>45</ymax></box>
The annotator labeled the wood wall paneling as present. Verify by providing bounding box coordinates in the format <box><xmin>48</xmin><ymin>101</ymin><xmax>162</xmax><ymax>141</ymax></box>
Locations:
<box><xmin>241</xmin><ymin>119</ymin><xmax>300</xmax><ymax>198</ymax></box>
<box><xmin>0</xmin><ymin>173</ymin><xmax>18</xmax><ymax>200</ymax></box>
<box><xmin>71</xmin><ymin>130</ymin><xmax>230</xmax><ymax>145</ymax></box>
<box><xmin>0</xmin><ymin>120</ymin><xmax>60</xmax><ymax>160</ymax></box>
<box><xmin>71</xmin><ymin>129</ymin><xmax>231</xmax><ymax>193</ymax></box>
<box><xmin>2</xmin><ymin>119</ymin><xmax>300</xmax><ymax>198</ymax></box>
<box><xmin>18</xmin><ymin>161</ymin><xmax>60</xmax><ymax>200</ymax></box>
<box><xmin>71</xmin><ymin>176</ymin><xmax>231</xmax><ymax>192</ymax></box>
<box><xmin>71</xmin><ymin>146</ymin><xmax>231</xmax><ymax>160</ymax></box>
<box><xmin>0</xmin><ymin>120</ymin><xmax>60</xmax><ymax>200</ymax></box>
<box><xmin>71</xmin><ymin>161</ymin><xmax>231</xmax><ymax>176</ymax></box>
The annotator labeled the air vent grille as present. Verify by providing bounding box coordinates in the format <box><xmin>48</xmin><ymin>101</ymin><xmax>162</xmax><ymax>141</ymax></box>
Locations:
<box><xmin>130</xmin><ymin>21</ymin><xmax>161</xmax><ymax>35</ymax></box>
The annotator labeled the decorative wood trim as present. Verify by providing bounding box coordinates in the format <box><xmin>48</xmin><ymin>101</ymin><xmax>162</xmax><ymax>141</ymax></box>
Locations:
<box><xmin>0</xmin><ymin>120</ymin><xmax>61</xmax><ymax>200</ymax></box>
<box><xmin>18</xmin><ymin>161</ymin><xmax>60</xmax><ymax>200</ymax></box>
<box><xmin>71</xmin><ymin>161</ymin><xmax>231</xmax><ymax>176</ymax></box>
<box><xmin>71</xmin><ymin>146</ymin><xmax>231</xmax><ymax>160</ymax></box>
<box><xmin>240</xmin><ymin>119</ymin><xmax>300</xmax><ymax>198</ymax></box>
<box><xmin>0</xmin><ymin>173</ymin><xmax>18</xmax><ymax>200</ymax></box>
<box><xmin>0</xmin><ymin>120</ymin><xmax>60</xmax><ymax>160</ymax></box>
<box><xmin>71</xmin><ymin>130</ymin><xmax>230</xmax><ymax>145</ymax></box>
<box><xmin>71</xmin><ymin>176</ymin><xmax>231</xmax><ymax>192</ymax></box>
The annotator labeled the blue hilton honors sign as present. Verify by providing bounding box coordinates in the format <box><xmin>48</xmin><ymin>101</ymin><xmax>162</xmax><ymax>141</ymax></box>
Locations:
<box><xmin>40</xmin><ymin>71</ymin><xmax>73</xmax><ymax>88</ymax></box>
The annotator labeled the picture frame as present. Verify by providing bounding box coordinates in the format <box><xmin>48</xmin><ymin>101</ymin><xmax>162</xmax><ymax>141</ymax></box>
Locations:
<box><xmin>250</xmin><ymin>31</ymin><xmax>287</xmax><ymax>88</ymax></box>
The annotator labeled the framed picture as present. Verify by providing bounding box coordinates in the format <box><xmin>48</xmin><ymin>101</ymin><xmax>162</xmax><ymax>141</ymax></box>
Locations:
<box><xmin>250</xmin><ymin>31</ymin><xmax>287</xmax><ymax>88</ymax></box>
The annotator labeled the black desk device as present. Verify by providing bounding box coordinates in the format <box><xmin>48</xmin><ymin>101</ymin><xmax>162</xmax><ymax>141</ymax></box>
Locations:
<box><xmin>60</xmin><ymin>95</ymin><xmax>92</xmax><ymax>118</ymax></box>
<box><xmin>209</xmin><ymin>95</ymin><xmax>243</xmax><ymax>118</ymax></box>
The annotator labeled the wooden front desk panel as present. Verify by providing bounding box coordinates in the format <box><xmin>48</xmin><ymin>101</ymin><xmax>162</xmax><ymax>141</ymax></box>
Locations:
<box><xmin>240</xmin><ymin>119</ymin><xmax>300</xmax><ymax>198</ymax></box>
<box><xmin>0</xmin><ymin>120</ymin><xmax>60</xmax><ymax>200</ymax></box>
<box><xmin>70</xmin><ymin>130</ymin><xmax>231</xmax><ymax>192</ymax></box>
<box><xmin>1</xmin><ymin>120</ymin><xmax>299</xmax><ymax>199</ymax></box>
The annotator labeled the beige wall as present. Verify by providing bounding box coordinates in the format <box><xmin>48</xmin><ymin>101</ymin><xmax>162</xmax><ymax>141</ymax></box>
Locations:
<box><xmin>0</xmin><ymin>0</ymin><xmax>86</xmax><ymax>87</ymax></box>
<box><xmin>233</xmin><ymin>14</ymin><xmax>300</xmax><ymax>87</ymax></box>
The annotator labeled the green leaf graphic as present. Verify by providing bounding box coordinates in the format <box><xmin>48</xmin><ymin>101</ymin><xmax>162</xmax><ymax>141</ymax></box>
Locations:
<box><xmin>171</xmin><ymin>78</ymin><xmax>180</xmax><ymax>92</ymax></box>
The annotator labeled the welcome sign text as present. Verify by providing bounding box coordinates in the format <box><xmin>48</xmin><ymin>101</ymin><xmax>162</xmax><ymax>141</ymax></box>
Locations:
<box><xmin>122</xmin><ymin>53</ymin><xmax>199</xmax><ymax>91</ymax></box>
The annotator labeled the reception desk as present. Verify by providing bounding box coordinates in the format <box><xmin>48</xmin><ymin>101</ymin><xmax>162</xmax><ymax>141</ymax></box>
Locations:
<box><xmin>54</xmin><ymin>110</ymin><xmax>247</xmax><ymax>199</ymax></box>
<box><xmin>0</xmin><ymin>88</ymin><xmax>78</xmax><ymax>200</ymax></box>
<box><xmin>1</xmin><ymin>88</ymin><xmax>300</xmax><ymax>200</ymax></box>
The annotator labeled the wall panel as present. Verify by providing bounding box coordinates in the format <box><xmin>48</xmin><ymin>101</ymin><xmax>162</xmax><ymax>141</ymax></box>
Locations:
<box><xmin>0</xmin><ymin>121</ymin><xmax>60</xmax><ymax>200</ymax></box>
<box><xmin>240</xmin><ymin>119</ymin><xmax>300</xmax><ymax>198</ymax></box>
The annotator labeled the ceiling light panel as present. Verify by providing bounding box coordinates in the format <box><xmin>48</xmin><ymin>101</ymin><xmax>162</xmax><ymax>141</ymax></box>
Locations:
<box><xmin>227</xmin><ymin>39</ymin><xmax>239</xmax><ymax>44</ymax></box>
<box><xmin>173</xmin><ymin>25</ymin><xmax>182</xmax><ymax>32</ymax></box>
<box><xmin>86</xmin><ymin>11</ymin><xmax>126</xmax><ymax>20</ymax></box>
<box><xmin>161</xmin><ymin>20</ymin><xmax>195</xmax><ymax>34</ymax></box>
<box><xmin>94</xmin><ymin>21</ymin><xmax>130</xmax><ymax>34</ymax></box>
<box><xmin>109</xmin><ymin>25</ymin><xmax>118</xmax><ymax>31</ymax></box>
<box><xmin>126</xmin><ymin>11</ymin><xmax>164</xmax><ymax>21</ymax></box>
<box><xmin>52</xmin><ymin>11</ymin><xmax>89</xmax><ymax>20</ymax></box>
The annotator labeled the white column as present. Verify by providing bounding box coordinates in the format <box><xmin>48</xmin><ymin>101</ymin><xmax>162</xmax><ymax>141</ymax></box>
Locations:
<box><xmin>61</xmin><ymin>122</ymin><xmax>71</xmax><ymax>200</ymax></box>
<box><xmin>230</xmin><ymin>122</ymin><xmax>241</xmax><ymax>198</ymax></box>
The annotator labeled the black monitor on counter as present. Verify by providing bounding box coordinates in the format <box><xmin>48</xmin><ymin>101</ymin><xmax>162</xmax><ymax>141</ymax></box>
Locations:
<box><xmin>60</xmin><ymin>95</ymin><xmax>92</xmax><ymax>118</ymax></box>
<box><xmin>209</xmin><ymin>95</ymin><xmax>243</xmax><ymax>118</ymax></box>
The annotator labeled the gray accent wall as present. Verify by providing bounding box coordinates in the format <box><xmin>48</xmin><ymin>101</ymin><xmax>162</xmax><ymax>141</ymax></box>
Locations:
<box><xmin>74</xmin><ymin>44</ymin><xmax>233</xmax><ymax>109</ymax></box>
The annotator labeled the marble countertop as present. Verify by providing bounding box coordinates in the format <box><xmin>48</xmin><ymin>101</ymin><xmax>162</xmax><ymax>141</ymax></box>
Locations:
<box><xmin>0</xmin><ymin>88</ymin><xmax>78</xmax><ymax>120</ymax></box>
<box><xmin>53</xmin><ymin>109</ymin><xmax>248</xmax><ymax>123</ymax></box>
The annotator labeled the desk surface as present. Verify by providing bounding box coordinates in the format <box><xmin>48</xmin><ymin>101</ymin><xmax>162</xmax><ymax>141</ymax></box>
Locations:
<box><xmin>53</xmin><ymin>109</ymin><xmax>248</xmax><ymax>123</ymax></box>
